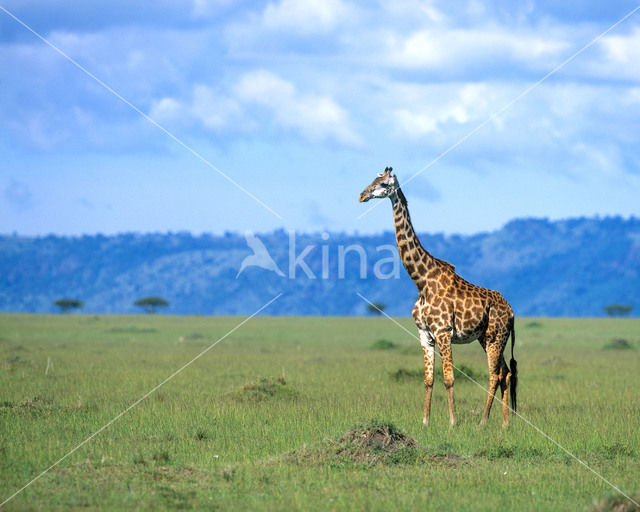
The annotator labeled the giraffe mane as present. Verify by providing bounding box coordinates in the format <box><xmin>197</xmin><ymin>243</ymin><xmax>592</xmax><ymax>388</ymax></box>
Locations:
<box><xmin>396</xmin><ymin>186</ymin><xmax>455</xmax><ymax>272</ymax></box>
<box><xmin>395</xmin><ymin>187</ymin><xmax>407</xmax><ymax>206</ymax></box>
<box><xmin>434</xmin><ymin>257</ymin><xmax>455</xmax><ymax>272</ymax></box>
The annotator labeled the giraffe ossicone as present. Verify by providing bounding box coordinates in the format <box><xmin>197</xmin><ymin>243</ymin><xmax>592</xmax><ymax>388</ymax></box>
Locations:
<box><xmin>360</xmin><ymin>168</ymin><xmax>518</xmax><ymax>428</ymax></box>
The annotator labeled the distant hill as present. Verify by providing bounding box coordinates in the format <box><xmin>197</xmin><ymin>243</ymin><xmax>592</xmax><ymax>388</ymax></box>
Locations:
<box><xmin>1</xmin><ymin>216</ymin><xmax>639</xmax><ymax>317</ymax></box>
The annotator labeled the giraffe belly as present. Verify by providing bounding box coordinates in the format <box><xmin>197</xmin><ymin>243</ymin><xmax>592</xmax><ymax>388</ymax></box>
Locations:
<box><xmin>451</xmin><ymin>326</ymin><xmax>483</xmax><ymax>345</ymax></box>
<box><xmin>451</xmin><ymin>334</ymin><xmax>477</xmax><ymax>345</ymax></box>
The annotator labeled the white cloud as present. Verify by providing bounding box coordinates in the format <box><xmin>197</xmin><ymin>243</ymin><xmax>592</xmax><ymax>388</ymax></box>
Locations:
<box><xmin>149</xmin><ymin>71</ymin><xmax>362</xmax><ymax>147</ymax></box>
<box><xmin>191</xmin><ymin>85</ymin><xmax>243</xmax><ymax>129</ymax></box>
<box><xmin>223</xmin><ymin>0</ymin><xmax>358</xmax><ymax>56</ymax></box>
<box><xmin>570</xmin><ymin>142</ymin><xmax>622</xmax><ymax>177</ymax></box>
<box><xmin>235</xmin><ymin>70</ymin><xmax>296</xmax><ymax>106</ymax></box>
<box><xmin>367</xmin><ymin>73</ymin><xmax>640</xmax><ymax>186</ymax></box>
<box><xmin>595</xmin><ymin>27</ymin><xmax>640</xmax><ymax>81</ymax></box>
<box><xmin>150</xmin><ymin>83</ymin><xmax>246</xmax><ymax>131</ymax></box>
<box><xmin>150</xmin><ymin>97</ymin><xmax>182</xmax><ymax>121</ymax></box>
<box><xmin>262</xmin><ymin>0</ymin><xmax>350</xmax><ymax>34</ymax></box>
<box><xmin>235</xmin><ymin>70</ymin><xmax>363</xmax><ymax>147</ymax></box>
<box><xmin>390</xmin><ymin>82</ymin><xmax>494</xmax><ymax>137</ymax></box>
<box><xmin>386</xmin><ymin>27</ymin><xmax>568</xmax><ymax>71</ymax></box>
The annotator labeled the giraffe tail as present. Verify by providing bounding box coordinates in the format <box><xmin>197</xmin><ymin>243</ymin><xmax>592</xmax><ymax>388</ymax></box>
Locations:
<box><xmin>509</xmin><ymin>317</ymin><xmax>518</xmax><ymax>412</ymax></box>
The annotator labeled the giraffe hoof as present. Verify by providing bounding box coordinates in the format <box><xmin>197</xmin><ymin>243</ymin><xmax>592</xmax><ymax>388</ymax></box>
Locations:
<box><xmin>422</xmin><ymin>417</ymin><xmax>429</xmax><ymax>426</ymax></box>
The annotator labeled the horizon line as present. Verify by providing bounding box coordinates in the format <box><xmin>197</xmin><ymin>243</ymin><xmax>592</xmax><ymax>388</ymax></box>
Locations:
<box><xmin>1</xmin><ymin>213</ymin><xmax>638</xmax><ymax>239</ymax></box>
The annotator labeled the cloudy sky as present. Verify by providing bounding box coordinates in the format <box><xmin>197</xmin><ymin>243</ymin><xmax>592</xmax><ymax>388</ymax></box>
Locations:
<box><xmin>2</xmin><ymin>0</ymin><xmax>640</xmax><ymax>236</ymax></box>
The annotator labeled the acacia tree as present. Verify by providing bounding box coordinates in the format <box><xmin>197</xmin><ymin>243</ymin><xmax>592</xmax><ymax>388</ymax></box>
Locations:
<box><xmin>366</xmin><ymin>302</ymin><xmax>386</xmax><ymax>316</ymax></box>
<box><xmin>134</xmin><ymin>296</ymin><xmax>169</xmax><ymax>314</ymax></box>
<box><xmin>603</xmin><ymin>304</ymin><xmax>633</xmax><ymax>317</ymax></box>
<box><xmin>53</xmin><ymin>298</ymin><xmax>83</xmax><ymax>313</ymax></box>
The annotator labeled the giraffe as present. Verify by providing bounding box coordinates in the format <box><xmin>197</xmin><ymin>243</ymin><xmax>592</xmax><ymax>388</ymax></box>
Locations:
<box><xmin>359</xmin><ymin>167</ymin><xmax>518</xmax><ymax>428</ymax></box>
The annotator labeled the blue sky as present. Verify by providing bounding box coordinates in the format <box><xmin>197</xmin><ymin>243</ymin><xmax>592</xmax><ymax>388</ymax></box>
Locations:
<box><xmin>1</xmin><ymin>0</ymin><xmax>640</xmax><ymax>236</ymax></box>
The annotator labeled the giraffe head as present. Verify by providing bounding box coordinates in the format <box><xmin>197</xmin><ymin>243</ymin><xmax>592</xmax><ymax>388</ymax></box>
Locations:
<box><xmin>359</xmin><ymin>167</ymin><xmax>398</xmax><ymax>202</ymax></box>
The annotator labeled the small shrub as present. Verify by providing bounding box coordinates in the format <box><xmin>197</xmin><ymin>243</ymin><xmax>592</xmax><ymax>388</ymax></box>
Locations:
<box><xmin>598</xmin><ymin>442</ymin><xmax>634</xmax><ymax>459</ymax></box>
<box><xmin>391</xmin><ymin>365</ymin><xmax>480</xmax><ymax>383</ymax></box>
<box><xmin>370</xmin><ymin>339</ymin><xmax>397</xmax><ymax>350</ymax></box>
<box><xmin>234</xmin><ymin>377</ymin><xmax>298</xmax><ymax>402</ymax></box>
<box><xmin>525</xmin><ymin>321</ymin><xmax>543</xmax><ymax>329</ymax></box>
<box><xmin>390</xmin><ymin>368</ymin><xmax>423</xmax><ymax>382</ymax></box>
<box><xmin>4</xmin><ymin>356</ymin><xmax>36</xmax><ymax>369</ymax></box>
<box><xmin>21</xmin><ymin>396</ymin><xmax>50</xmax><ymax>408</ymax></box>
<box><xmin>106</xmin><ymin>327</ymin><xmax>157</xmax><ymax>334</ymax></box>
<box><xmin>586</xmin><ymin>493</ymin><xmax>640</xmax><ymax>512</ymax></box>
<box><xmin>157</xmin><ymin>486</ymin><xmax>196</xmax><ymax>509</ymax></box>
<box><xmin>603</xmin><ymin>338</ymin><xmax>634</xmax><ymax>350</ymax></box>
<box><xmin>452</xmin><ymin>364</ymin><xmax>480</xmax><ymax>381</ymax></box>
<box><xmin>477</xmin><ymin>444</ymin><xmax>515</xmax><ymax>460</ymax></box>
<box><xmin>153</xmin><ymin>451</ymin><xmax>170</xmax><ymax>463</ymax></box>
<box><xmin>194</xmin><ymin>429</ymin><xmax>209</xmax><ymax>441</ymax></box>
<box><xmin>222</xmin><ymin>466</ymin><xmax>235</xmax><ymax>481</ymax></box>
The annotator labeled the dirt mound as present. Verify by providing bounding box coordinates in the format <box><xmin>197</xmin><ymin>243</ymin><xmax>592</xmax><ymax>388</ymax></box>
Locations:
<box><xmin>279</xmin><ymin>421</ymin><xmax>466</xmax><ymax>468</ymax></box>
<box><xmin>283</xmin><ymin>421</ymin><xmax>420</xmax><ymax>466</ymax></box>
<box><xmin>339</xmin><ymin>422</ymin><xmax>416</xmax><ymax>451</ymax></box>
<box><xmin>335</xmin><ymin>422</ymin><xmax>418</xmax><ymax>465</ymax></box>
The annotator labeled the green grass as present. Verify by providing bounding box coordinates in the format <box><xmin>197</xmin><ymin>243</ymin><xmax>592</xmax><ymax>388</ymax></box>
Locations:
<box><xmin>0</xmin><ymin>314</ymin><xmax>639</xmax><ymax>511</ymax></box>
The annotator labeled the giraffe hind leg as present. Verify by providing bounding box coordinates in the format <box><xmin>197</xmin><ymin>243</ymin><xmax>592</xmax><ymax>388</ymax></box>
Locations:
<box><xmin>480</xmin><ymin>328</ymin><xmax>502</xmax><ymax>426</ymax></box>
<box><xmin>499</xmin><ymin>355</ymin><xmax>511</xmax><ymax>428</ymax></box>
<box><xmin>481</xmin><ymin>325</ymin><xmax>511</xmax><ymax>427</ymax></box>
<box><xmin>480</xmin><ymin>363</ymin><xmax>500</xmax><ymax>426</ymax></box>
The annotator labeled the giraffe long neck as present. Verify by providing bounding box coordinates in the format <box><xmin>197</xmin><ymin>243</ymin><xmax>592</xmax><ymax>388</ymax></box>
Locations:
<box><xmin>391</xmin><ymin>187</ymin><xmax>436</xmax><ymax>294</ymax></box>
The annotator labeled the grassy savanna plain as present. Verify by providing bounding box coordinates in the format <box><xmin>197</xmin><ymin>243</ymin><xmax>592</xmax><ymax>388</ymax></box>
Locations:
<box><xmin>0</xmin><ymin>314</ymin><xmax>638</xmax><ymax>511</ymax></box>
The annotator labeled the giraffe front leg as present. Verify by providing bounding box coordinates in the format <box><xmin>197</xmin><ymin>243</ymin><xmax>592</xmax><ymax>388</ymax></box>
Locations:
<box><xmin>419</xmin><ymin>329</ymin><xmax>435</xmax><ymax>426</ymax></box>
<box><xmin>436</xmin><ymin>336</ymin><xmax>457</xmax><ymax>428</ymax></box>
